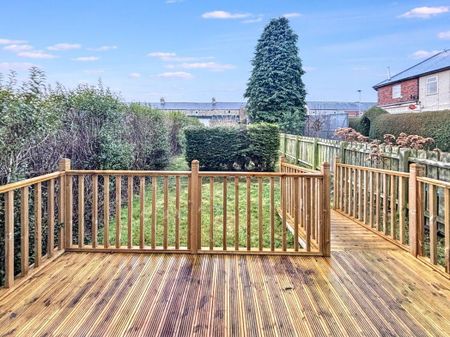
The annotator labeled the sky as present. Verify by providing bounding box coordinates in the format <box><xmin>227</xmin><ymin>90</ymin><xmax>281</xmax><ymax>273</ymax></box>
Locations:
<box><xmin>0</xmin><ymin>1</ymin><xmax>449</xmax><ymax>103</ymax></box>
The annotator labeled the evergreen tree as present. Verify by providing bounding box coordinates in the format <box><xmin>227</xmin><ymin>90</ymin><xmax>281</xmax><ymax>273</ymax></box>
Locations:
<box><xmin>244</xmin><ymin>17</ymin><xmax>307</xmax><ymax>133</ymax></box>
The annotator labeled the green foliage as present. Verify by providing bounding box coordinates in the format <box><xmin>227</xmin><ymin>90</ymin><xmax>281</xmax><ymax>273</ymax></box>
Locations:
<box><xmin>0</xmin><ymin>68</ymin><xmax>60</xmax><ymax>183</ymax></box>
<box><xmin>244</xmin><ymin>17</ymin><xmax>307</xmax><ymax>133</ymax></box>
<box><xmin>184</xmin><ymin>123</ymin><xmax>280</xmax><ymax>171</ymax></box>
<box><xmin>348</xmin><ymin>117</ymin><xmax>361</xmax><ymax>132</ymax></box>
<box><xmin>247</xmin><ymin>123</ymin><xmax>280</xmax><ymax>171</ymax></box>
<box><xmin>370</xmin><ymin>110</ymin><xmax>450</xmax><ymax>151</ymax></box>
<box><xmin>125</xmin><ymin>104</ymin><xmax>170</xmax><ymax>170</ymax></box>
<box><xmin>166</xmin><ymin>111</ymin><xmax>202</xmax><ymax>155</ymax></box>
<box><xmin>185</xmin><ymin>126</ymin><xmax>244</xmax><ymax>170</ymax></box>
<box><xmin>358</xmin><ymin>107</ymin><xmax>388</xmax><ymax>136</ymax></box>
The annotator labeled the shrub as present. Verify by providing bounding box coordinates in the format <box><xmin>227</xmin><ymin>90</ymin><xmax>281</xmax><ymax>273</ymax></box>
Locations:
<box><xmin>357</xmin><ymin>107</ymin><xmax>388</xmax><ymax>136</ymax></box>
<box><xmin>184</xmin><ymin>123</ymin><xmax>280</xmax><ymax>171</ymax></box>
<box><xmin>348</xmin><ymin>117</ymin><xmax>361</xmax><ymax>132</ymax></box>
<box><xmin>125</xmin><ymin>104</ymin><xmax>170</xmax><ymax>170</ymax></box>
<box><xmin>370</xmin><ymin>110</ymin><xmax>450</xmax><ymax>151</ymax></box>
<box><xmin>247</xmin><ymin>123</ymin><xmax>280</xmax><ymax>171</ymax></box>
<box><xmin>166</xmin><ymin>111</ymin><xmax>202</xmax><ymax>156</ymax></box>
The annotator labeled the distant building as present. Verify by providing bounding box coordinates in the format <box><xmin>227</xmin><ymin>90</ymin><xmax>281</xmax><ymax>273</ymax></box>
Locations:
<box><xmin>373</xmin><ymin>49</ymin><xmax>450</xmax><ymax>113</ymax></box>
<box><xmin>306</xmin><ymin>101</ymin><xmax>375</xmax><ymax>117</ymax></box>
<box><xmin>141</xmin><ymin>99</ymin><xmax>375</xmax><ymax>126</ymax></box>
<box><xmin>145</xmin><ymin>99</ymin><xmax>245</xmax><ymax>126</ymax></box>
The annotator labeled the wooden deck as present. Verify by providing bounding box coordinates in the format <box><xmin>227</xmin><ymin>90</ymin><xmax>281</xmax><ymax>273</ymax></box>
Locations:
<box><xmin>0</xmin><ymin>211</ymin><xmax>449</xmax><ymax>337</ymax></box>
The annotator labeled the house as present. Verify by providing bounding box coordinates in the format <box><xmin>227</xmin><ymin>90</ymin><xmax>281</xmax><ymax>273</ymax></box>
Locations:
<box><xmin>373</xmin><ymin>49</ymin><xmax>450</xmax><ymax>113</ymax></box>
<box><xmin>144</xmin><ymin>99</ymin><xmax>245</xmax><ymax>126</ymax></box>
<box><xmin>306</xmin><ymin>101</ymin><xmax>375</xmax><ymax>116</ymax></box>
<box><xmin>140</xmin><ymin>99</ymin><xmax>375</xmax><ymax>126</ymax></box>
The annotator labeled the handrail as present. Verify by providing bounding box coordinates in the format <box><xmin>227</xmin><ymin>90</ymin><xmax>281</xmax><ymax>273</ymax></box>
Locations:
<box><xmin>198</xmin><ymin>171</ymin><xmax>322</xmax><ymax>177</ymax></box>
<box><xmin>336</xmin><ymin>163</ymin><xmax>409</xmax><ymax>177</ymax></box>
<box><xmin>0</xmin><ymin>171</ymin><xmax>63</xmax><ymax>193</ymax></box>
<box><xmin>417</xmin><ymin>176</ymin><xmax>450</xmax><ymax>189</ymax></box>
<box><xmin>67</xmin><ymin>170</ymin><xmax>191</xmax><ymax>176</ymax></box>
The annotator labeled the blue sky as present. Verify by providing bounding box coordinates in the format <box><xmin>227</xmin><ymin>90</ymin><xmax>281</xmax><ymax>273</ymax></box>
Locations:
<box><xmin>1</xmin><ymin>1</ymin><xmax>449</xmax><ymax>102</ymax></box>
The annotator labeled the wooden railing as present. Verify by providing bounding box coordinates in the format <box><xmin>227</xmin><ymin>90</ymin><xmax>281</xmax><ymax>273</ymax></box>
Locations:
<box><xmin>0</xmin><ymin>170</ymin><xmax>66</xmax><ymax>289</ymax></box>
<box><xmin>334</xmin><ymin>160</ymin><xmax>450</xmax><ymax>277</ymax></box>
<box><xmin>1</xmin><ymin>159</ymin><xmax>331</xmax><ymax>288</ymax></box>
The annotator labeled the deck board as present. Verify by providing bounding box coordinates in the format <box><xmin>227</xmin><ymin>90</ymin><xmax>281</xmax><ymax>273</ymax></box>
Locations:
<box><xmin>0</xmin><ymin>211</ymin><xmax>449</xmax><ymax>337</ymax></box>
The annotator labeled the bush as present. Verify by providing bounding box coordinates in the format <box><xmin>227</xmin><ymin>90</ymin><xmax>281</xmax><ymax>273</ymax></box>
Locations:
<box><xmin>356</xmin><ymin>107</ymin><xmax>388</xmax><ymax>136</ymax></box>
<box><xmin>166</xmin><ymin>111</ymin><xmax>202</xmax><ymax>156</ymax></box>
<box><xmin>184</xmin><ymin>123</ymin><xmax>280</xmax><ymax>171</ymax></box>
<box><xmin>247</xmin><ymin>123</ymin><xmax>280</xmax><ymax>171</ymax></box>
<box><xmin>184</xmin><ymin>126</ymin><xmax>244</xmax><ymax>170</ymax></box>
<box><xmin>125</xmin><ymin>104</ymin><xmax>170</xmax><ymax>170</ymax></box>
<box><xmin>370</xmin><ymin>110</ymin><xmax>450</xmax><ymax>151</ymax></box>
<box><xmin>348</xmin><ymin>117</ymin><xmax>361</xmax><ymax>132</ymax></box>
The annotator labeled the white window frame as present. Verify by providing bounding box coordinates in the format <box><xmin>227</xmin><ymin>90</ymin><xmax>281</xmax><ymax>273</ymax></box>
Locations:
<box><xmin>426</xmin><ymin>76</ymin><xmax>438</xmax><ymax>95</ymax></box>
<box><xmin>392</xmin><ymin>84</ymin><xmax>402</xmax><ymax>98</ymax></box>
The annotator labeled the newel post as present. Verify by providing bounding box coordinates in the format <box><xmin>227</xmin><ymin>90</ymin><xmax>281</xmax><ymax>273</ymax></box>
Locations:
<box><xmin>408</xmin><ymin>163</ymin><xmax>424</xmax><ymax>257</ymax></box>
<box><xmin>321</xmin><ymin>162</ymin><xmax>331</xmax><ymax>257</ymax></box>
<box><xmin>59</xmin><ymin>158</ymin><xmax>72</xmax><ymax>249</ymax></box>
<box><xmin>279</xmin><ymin>155</ymin><xmax>286</xmax><ymax>172</ymax></box>
<box><xmin>190</xmin><ymin>160</ymin><xmax>200</xmax><ymax>254</ymax></box>
<box><xmin>333</xmin><ymin>157</ymin><xmax>341</xmax><ymax>210</ymax></box>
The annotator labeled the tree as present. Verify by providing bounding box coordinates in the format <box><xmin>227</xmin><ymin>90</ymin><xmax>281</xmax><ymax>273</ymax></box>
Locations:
<box><xmin>244</xmin><ymin>17</ymin><xmax>307</xmax><ymax>133</ymax></box>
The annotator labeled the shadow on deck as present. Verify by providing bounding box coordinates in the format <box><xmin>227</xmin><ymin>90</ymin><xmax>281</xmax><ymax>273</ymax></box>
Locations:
<box><xmin>0</xmin><ymin>211</ymin><xmax>449</xmax><ymax>337</ymax></box>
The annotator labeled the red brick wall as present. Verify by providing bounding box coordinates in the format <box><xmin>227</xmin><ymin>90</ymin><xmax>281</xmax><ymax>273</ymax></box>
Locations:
<box><xmin>377</xmin><ymin>78</ymin><xmax>419</xmax><ymax>106</ymax></box>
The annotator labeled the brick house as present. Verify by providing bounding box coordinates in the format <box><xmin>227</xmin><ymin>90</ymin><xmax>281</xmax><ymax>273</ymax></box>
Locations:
<box><xmin>373</xmin><ymin>49</ymin><xmax>450</xmax><ymax>113</ymax></box>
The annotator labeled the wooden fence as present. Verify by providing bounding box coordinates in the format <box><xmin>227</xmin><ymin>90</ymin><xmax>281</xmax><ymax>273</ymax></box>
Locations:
<box><xmin>0</xmin><ymin>159</ymin><xmax>331</xmax><ymax>288</ymax></box>
<box><xmin>334</xmin><ymin>161</ymin><xmax>450</xmax><ymax>277</ymax></box>
<box><xmin>280</xmin><ymin>133</ymin><xmax>450</xmax><ymax>182</ymax></box>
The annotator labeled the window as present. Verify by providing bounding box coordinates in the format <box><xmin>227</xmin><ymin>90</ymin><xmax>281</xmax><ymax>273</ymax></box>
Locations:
<box><xmin>426</xmin><ymin>76</ymin><xmax>438</xmax><ymax>95</ymax></box>
<box><xmin>392</xmin><ymin>84</ymin><xmax>402</xmax><ymax>98</ymax></box>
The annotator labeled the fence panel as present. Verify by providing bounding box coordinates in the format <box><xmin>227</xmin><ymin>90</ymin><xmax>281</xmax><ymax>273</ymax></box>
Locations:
<box><xmin>334</xmin><ymin>161</ymin><xmax>449</xmax><ymax>277</ymax></box>
<box><xmin>280</xmin><ymin>133</ymin><xmax>450</xmax><ymax>182</ymax></box>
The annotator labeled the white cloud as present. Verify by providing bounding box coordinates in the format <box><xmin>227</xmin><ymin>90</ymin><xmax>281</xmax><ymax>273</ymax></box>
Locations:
<box><xmin>438</xmin><ymin>31</ymin><xmax>450</xmax><ymax>40</ymax></box>
<box><xmin>242</xmin><ymin>15</ymin><xmax>263</xmax><ymax>24</ymax></box>
<box><xmin>129</xmin><ymin>72</ymin><xmax>141</xmax><ymax>79</ymax></box>
<box><xmin>47</xmin><ymin>43</ymin><xmax>81</xmax><ymax>51</ymax></box>
<box><xmin>283</xmin><ymin>12</ymin><xmax>302</xmax><ymax>18</ymax></box>
<box><xmin>148</xmin><ymin>51</ymin><xmax>177</xmax><ymax>60</ymax></box>
<box><xmin>411</xmin><ymin>50</ymin><xmax>441</xmax><ymax>59</ymax></box>
<box><xmin>166</xmin><ymin>0</ymin><xmax>183</xmax><ymax>3</ymax></box>
<box><xmin>0</xmin><ymin>62</ymin><xmax>35</xmax><ymax>71</ymax></box>
<box><xmin>157</xmin><ymin>71</ymin><xmax>193</xmax><ymax>79</ymax></box>
<box><xmin>181</xmin><ymin>62</ymin><xmax>235</xmax><ymax>71</ymax></box>
<box><xmin>17</xmin><ymin>50</ymin><xmax>58</xmax><ymax>59</ymax></box>
<box><xmin>87</xmin><ymin>45</ymin><xmax>118</xmax><ymax>51</ymax></box>
<box><xmin>399</xmin><ymin>6</ymin><xmax>449</xmax><ymax>19</ymax></box>
<box><xmin>3</xmin><ymin>44</ymin><xmax>33</xmax><ymax>52</ymax></box>
<box><xmin>202</xmin><ymin>11</ymin><xmax>251</xmax><ymax>20</ymax></box>
<box><xmin>148</xmin><ymin>52</ymin><xmax>214</xmax><ymax>63</ymax></box>
<box><xmin>0</xmin><ymin>38</ymin><xmax>27</xmax><ymax>45</ymax></box>
<box><xmin>72</xmin><ymin>56</ymin><xmax>100</xmax><ymax>62</ymax></box>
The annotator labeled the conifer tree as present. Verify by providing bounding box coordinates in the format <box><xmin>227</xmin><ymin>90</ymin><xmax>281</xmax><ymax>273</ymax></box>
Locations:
<box><xmin>245</xmin><ymin>17</ymin><xmax>307</xmax><ymax>133</ymax></box>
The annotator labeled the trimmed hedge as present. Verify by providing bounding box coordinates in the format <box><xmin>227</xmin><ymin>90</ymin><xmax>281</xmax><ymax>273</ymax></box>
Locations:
<box><xmin>356</xmin><ymin>107</ymin><xmax>388</xmax><ymax>136</ymax></box>
<box><xmin>349</xmin><ymin>117</ymin><xmax>361</xmax><ymax>132</ymax></box>
<box><xmin>184</xmin><ymin>123</ymin><xmax>280</xmax><ymax>171</ymax></box>
<box><xmin>370</xmin><ymin>110</ymin><xmax>450</xmax><ymax>151</ymax></box>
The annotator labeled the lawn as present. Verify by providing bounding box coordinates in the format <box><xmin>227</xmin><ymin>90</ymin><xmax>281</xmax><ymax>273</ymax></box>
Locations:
<box><xmin>100</xmin><ymin>156</ymin><xmax>295</xmax><ymax>250</ymax></box>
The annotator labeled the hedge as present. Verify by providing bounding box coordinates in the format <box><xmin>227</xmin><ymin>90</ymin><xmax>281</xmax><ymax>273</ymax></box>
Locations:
<box><xmin>348</xmin><ymin>117</ymin><xmax>361</xmax><ymax>132</ymax></box>
<box><xmin>184</xmin><ymin>123</ymin><xmax>280</xmax><ymax>171</ymax></box>
<box><xmin>356</xmin><ymin>107</ymin><xmax>388</xmax><ymax>136</ymax></box>
<box><xmin>370</xmin><ymin>110</ymin><xmax>450</xmax><ymax>151</ymax></box>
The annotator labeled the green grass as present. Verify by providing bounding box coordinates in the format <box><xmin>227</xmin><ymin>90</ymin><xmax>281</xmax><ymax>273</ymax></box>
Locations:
<box><xmin>101</xmin><ymin>177</ymin><xmax>294</xmax><ymax>250</ymax></box>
